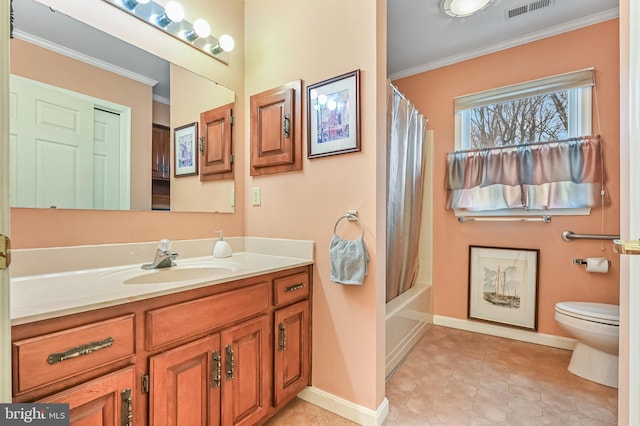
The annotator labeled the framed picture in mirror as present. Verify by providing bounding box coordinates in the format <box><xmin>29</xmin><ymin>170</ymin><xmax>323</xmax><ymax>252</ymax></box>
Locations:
<box><xmin>174</xmin><ymin>122</ymin><xmax>199</xmax><ymax>177</ymax></box>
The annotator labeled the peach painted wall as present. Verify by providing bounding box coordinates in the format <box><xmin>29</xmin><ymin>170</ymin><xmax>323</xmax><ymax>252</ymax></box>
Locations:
<box><xmin>153</xmin><ymin>101</ymin><xmax>170</xmax><ymax>127</ymax></box>
<box><xmin>10</xmin><ymin>0</ymin><xmax>245</xmax><ymax>249</ymax></box>
<box><xmin>244</xmin><ymin>0</ymin><xmax>386</xmax><ymax>411</ymax></box>
<box><xmin>394</xmin><ymin>20</ymin><xmax>620</xmax><ymax>337</ymax></box>
<box><xmin>10</xmin><ymin>38</ymin><xmax>152</xmax><ymax>210</ymax></box>
<box><xmin>170</xmin><ymin>64</ymin><xmax>235</xmax><ymax>213</ymax></box>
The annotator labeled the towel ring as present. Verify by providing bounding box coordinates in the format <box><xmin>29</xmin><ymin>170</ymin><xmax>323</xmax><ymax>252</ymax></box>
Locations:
<box><xmin>333</xmin><ymin>214</ymin><xmax>365</xmax><ymax>239</ymax></box>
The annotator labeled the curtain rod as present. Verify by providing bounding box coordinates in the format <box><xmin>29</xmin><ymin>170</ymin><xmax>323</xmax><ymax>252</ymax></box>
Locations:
<box><xmin>389</xmin><ymin>81</ymin><xmax>406</xmax><ymax>100</ymax></box>
<box><xmin>458</xmin><ymin>216</ymin><xmax>551</xmax><ymax>223</ymax></box>
<box><xmin>448</xmin><ymin>135</ymin><xmax>599</xmax><ymax>156</ymax></box>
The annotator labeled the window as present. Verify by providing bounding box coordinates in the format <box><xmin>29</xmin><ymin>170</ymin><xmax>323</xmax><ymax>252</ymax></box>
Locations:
<box><xmin>455</xmin><ymin>69</ymin><xmax>593</xmax><ymax>150</ymax></box>
<box><xmin>447</xmin><ymin>69</ymin><xmax>601</xmax><ymax>216</ymax></box>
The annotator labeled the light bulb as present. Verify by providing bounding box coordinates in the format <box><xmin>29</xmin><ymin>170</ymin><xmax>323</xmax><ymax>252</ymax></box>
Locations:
<box><xmin>193</xmin><ymin>19</ymin><xmax>211</xmax><ymax>38</ymax></box>
<box><xmin>183</xmin><ymin>18</ymin><xmax>211</xmax><ymax>42</ymax></box>
<box><xmin>121</xmin><ymin>0</ymin><xmax>150</xmax><ymax>10</ymax></box>
<box><xmin>164</xmin><ymin>1</ymin><xmax>184</xmax><ymax>23</ymax></box>
<box><xmin>154</xmin><ymin>1</ymin><xmax>184</xmax><ymax>27</ymax></box>
<box><xmin>218</xmin><ymin>34</ymin><xmax>234</xmax><ymax>52</ymax></box>
<box><xmin>443</xmin><ymin>0</ymin><xmax>493</xmax><ymax>17</ymax></box>
<box><xmin>209</xmin><ymin>34</ymin><xmax>235</xmax><ymax>55</ymax></box>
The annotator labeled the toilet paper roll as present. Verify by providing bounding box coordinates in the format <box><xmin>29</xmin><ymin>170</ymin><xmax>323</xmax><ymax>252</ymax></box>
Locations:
<box><xmin>586</xmin><ymin>257</ymin><xmax>609</xmax><ymax>273</ymax></box>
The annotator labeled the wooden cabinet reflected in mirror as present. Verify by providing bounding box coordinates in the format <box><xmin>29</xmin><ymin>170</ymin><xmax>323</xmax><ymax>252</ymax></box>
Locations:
<box><xmin>151</xmin><ymin>124</ymin><xmax>171</xmax><ymax>210</ymax></box>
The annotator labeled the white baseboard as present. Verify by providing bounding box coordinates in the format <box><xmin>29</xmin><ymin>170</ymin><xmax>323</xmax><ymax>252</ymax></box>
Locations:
<box><xmin>433</xmin><ymin>315</ymin><xmax>576</xmax><ymax>350</ymax></box>
<box><xmin>298</xmin><ymin>386</ymin><xmax>389</xmax><ymax>426</ymax></box>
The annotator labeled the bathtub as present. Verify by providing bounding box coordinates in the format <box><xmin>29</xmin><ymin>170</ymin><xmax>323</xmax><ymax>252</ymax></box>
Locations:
<box><xmin>385</xmin><ymin>284</ymin><xmax>432</xmax><ymax>379</ymax></box>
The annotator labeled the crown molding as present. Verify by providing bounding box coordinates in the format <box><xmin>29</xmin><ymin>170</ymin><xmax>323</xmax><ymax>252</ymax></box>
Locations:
<box><xmin>13</xmin><ymin>29</ymin><xmax>158</xmax><ymax>87</ymax></box>
<box><xmin>389</xmin><ymin>7</ymin><xmax>620</xmax><ymax>80</ymax></box>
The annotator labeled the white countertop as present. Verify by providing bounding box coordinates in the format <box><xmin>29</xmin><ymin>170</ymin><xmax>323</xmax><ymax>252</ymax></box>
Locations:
<box><xmin>10</xmin><ymin>238</ymin><xmax>315</xmax><ymax>325</ymax></box>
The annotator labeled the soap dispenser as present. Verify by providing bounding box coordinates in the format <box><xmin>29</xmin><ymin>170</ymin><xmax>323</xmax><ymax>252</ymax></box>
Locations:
<box><xmin>213</xmin><ymin>230</ymin><xmax>233</xmax><ymax>258</ymax></box>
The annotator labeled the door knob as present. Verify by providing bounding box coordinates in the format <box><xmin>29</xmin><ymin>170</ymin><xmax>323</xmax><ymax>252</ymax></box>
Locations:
<box><xmin>613</xmin><ymin>240</ymin><xmax>640</xmax><ymax>255</ymax></box>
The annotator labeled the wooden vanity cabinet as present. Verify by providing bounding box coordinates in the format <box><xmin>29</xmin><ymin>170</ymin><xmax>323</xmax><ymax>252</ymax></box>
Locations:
<box><xmin>11</xmin><ymin>265</ymin><xmax>313</xmax><ymax>426</ymax></box>
<box><xmin>38</xmin><ymin>367</ymin><xmax>135</xmax><ymax>426</ymax></box>
<box><xmin>272</xmin><ymin>271</ymin><xmax>311</xmax><ymax>407</ymax></box>
<box><xmin>149</xmin><ymin>335</ymin><xmax>221</xmax><ymax>425</ymax></box>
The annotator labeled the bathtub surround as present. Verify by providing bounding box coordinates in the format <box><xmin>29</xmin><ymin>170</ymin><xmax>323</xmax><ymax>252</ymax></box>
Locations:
<box><xmin>385</xmin><ymin>284</ymin><xmax>432</xmax><ymax>378</ymax></box>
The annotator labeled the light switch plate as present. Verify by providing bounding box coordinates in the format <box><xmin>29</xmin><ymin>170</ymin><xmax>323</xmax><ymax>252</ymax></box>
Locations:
<box><xmin>252</xmin><ymin>187</ymin><xmax>261</xmax><ymax>206</ymax></box>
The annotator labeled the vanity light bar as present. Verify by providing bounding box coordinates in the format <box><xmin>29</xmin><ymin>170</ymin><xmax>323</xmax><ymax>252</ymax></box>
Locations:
<box><xmin>102</xmin><ymin>0</ymin><xmax>232</xmax><ymax>64</ymax></box>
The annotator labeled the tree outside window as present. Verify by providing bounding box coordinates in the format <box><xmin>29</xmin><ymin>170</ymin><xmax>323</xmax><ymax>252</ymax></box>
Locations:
<box><xmin>468</xmin><ymin>91</ymin><xmax>569</xmax><ymax>149</ymax></box>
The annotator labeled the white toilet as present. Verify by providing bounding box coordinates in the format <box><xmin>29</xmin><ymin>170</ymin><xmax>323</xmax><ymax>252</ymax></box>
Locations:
<box><xmin>554</xmin><ymin>301</ymin><xmax>619</xmax><ymax>388</ymax></box>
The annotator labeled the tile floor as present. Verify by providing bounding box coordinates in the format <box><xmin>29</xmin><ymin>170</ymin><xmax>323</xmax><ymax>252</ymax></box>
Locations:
<box><xmin>265</xmin><ymin>325</ymin><xmax>618</xmax><ymax>425</ymax></box>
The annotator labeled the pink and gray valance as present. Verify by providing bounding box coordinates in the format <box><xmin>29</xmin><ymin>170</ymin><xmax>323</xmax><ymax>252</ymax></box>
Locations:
<box><xmin>445</xmin><ymin>135</ymin><xmax>604</xmax><ymax>211</ymax></box>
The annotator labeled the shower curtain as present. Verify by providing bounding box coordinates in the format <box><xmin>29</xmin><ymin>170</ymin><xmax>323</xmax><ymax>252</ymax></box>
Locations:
<box><xmin>386</xmin><ymin>81</ymin><xmax>428</xmax><ymax>303</ymax></box>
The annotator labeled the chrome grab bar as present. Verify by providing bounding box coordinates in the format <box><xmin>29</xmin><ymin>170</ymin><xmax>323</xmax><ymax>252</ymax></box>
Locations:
<box><xmin>562</xmin><ymin>231</ymin><xmax>620</xmax><ymax>242</ymax></box>
<box><xmin>458</xmin><ymin>215</ymin><xmax>551</xmax><ymax>223</ymax></box>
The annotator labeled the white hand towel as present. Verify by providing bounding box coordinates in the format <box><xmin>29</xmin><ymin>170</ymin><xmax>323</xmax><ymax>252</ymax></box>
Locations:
<box><xmin>329</xmin><ymin>235</ymin><xmax>370</xmax><ymax>285</ymax></box>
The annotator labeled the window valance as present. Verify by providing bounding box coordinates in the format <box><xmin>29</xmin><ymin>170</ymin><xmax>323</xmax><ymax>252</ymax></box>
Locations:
<box><xmin>454</xmin><ymin>68</ymin><xmax>594</xmax><ymax>111</ymax></box>
<box><xmin>445</xmin><ymin>135</ymin><xmax>604</xmax><ymax>211</ymax></box>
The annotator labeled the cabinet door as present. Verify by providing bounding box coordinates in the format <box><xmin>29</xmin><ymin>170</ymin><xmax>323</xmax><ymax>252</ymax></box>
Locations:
<box><xmin>249</xmin><ymin>81</ymin><xmax>302</xmax><ymax>176</ymax></box>
<box><xmin>149</xmin><ymin>335</ymin><xmax>221</xmax><ymax>426</ymax></box>
<box><xmin>273</xmin><ymin>300</ymin><xmax>310</xmax><ymax>406</ymax></box>
<box><xmin>152</xmin><ymin>125</ymin><xmax>170</xmax><ymax>179</ymax></box>
<box><xmin>200</xmin><ymin>103</ymin><xmax>233</xmax><ymax>182</ymax></box>
<box><xmin>38</xmin><ymin>366</ymin><xmax>135</xmax><ymax>426</ymax></box>
<box><xmin>221</xmin><ymin>315</ymin><xmax>270</xmax><ymax>426</ymax></box>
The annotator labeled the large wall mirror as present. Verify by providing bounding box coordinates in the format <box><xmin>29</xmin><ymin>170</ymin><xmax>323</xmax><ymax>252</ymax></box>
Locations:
<box><xmin>9</xmin><ymin>0</ymin><xmax>235</xmax><ymax>213</ymax></box>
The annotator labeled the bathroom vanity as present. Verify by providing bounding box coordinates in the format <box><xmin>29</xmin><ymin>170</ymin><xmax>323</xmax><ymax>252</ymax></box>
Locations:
<box><xmin>9</xmin><ymin>239</ymin><xmax>313</xmax><ymax>426</ymax></box>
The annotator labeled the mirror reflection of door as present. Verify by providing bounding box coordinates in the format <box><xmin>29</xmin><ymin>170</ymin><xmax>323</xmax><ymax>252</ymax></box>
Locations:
<box><xmin>9</xmin><ymin>75</ymin><xmax>130</xmax><ymax>209</ymax></box>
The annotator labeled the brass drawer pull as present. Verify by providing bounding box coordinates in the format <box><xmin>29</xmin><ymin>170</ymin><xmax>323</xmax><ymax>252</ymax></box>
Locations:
<box><xmin>121</xmin><ymin>388</ymin><xmax>133</xmax><ymax>426</ymax></box>
<box><xmin>47</xmin><ymin>337</ymin><xmax>115</xmax><ymax>365</ymax></box>
<box><xmin>283</xmin><ymin>113</ymin><xmax>291</xmax><ymax>139</ymax></box>
<box><xmin>212</xmin><ymin>350</ymin><xmax>221</xmax><ymax>387</ymax></box>
<box><xmin>225</xmin><ymin>345</ymin><xmax>234</xmax><ymax>380</ymax></box>
<box><xmin>278</xmin><ymin>323</ymin><xmax>286</xmax><ymax>351</ymax></box>
<box><xmin>284</xmin><ymin>283</ymin><xmax>305</xmax><ymax>293</ymax></box>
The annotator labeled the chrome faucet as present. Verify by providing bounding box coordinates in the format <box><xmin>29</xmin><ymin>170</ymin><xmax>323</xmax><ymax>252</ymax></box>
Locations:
<box><xmin>142</xmin><ymin>239</ymin><xmax>179</xmax><ymax>269</ymax></box>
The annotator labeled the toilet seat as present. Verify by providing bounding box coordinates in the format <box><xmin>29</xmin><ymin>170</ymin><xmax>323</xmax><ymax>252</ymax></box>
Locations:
<box><xmin>555</xmin><ymin>302</ymin><xmax>619</xmax><ymax>326</ymax></box>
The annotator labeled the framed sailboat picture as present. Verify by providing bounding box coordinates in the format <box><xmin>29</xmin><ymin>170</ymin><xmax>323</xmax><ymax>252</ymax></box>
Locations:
<box><xmin>468</xmin><ymin>246</ymin><xmax>539</xmax><ymax>330</ymax></box>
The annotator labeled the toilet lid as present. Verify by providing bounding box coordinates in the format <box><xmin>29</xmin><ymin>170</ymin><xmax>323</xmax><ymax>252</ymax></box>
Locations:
<box><xmin>555</xmin><ymin>302</ymin><xmax>619</xmax><ymax>326</ymax></box>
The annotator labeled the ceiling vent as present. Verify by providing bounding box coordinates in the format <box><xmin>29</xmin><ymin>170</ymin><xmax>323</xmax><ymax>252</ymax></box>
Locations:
<box><xmin>505</xmin><ymin>0</ymin><xmax>554</xmax><ymax>20</ymax></box>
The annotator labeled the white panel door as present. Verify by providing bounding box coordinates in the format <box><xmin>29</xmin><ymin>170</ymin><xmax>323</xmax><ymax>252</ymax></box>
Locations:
<box><xmin>93</xmin><ymin>108</ymin><xmax>122</xmax><ymax>210</ymax></box>
<box><xmin>9</xmin><ymin>75</ymin><xmax>94</xmax><ymax>209</ymax></box>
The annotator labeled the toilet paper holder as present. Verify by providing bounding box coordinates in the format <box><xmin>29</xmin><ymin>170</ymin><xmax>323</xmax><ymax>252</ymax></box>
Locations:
<box><xmin>573</xmin><ymin>258</ymin><xmax>611</xmax><ymax>266</ymax></box>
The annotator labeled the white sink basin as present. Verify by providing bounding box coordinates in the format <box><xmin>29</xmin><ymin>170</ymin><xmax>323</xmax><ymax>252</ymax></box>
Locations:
<box><xmin>99</xmin><ymin>263</ymin><xmax>236</xmax><ymax>285</ymax></box>
<box><xmin>124</xmin><ymin>266</ymin><xmax>233</xmax><ymax>284</ymax></box>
